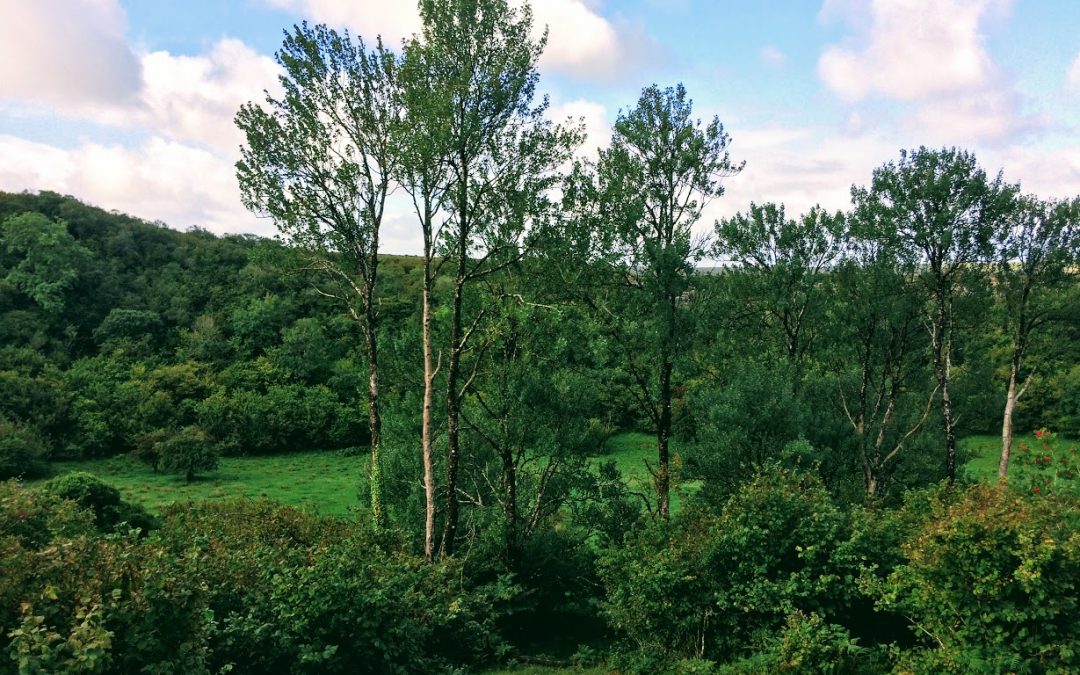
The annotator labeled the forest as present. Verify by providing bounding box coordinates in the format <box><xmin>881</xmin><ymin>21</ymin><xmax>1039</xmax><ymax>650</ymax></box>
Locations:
<box><xmin>2</xmin><ymin>0</ymin><xmax>1080</xmax><ymax>673</ymax></box>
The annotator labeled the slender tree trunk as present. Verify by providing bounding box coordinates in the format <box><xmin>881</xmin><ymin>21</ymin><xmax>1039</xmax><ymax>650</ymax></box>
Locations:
<box><xmin>931</xmin><ymin>291</ymin><xmax>958</xmax><ymax>486</ymax></box>
<box><xmin>421</xmin><ymin>224</ymin><xmax>437</xmax><ymax>560</ymax></box>
<box><xmin>941</xmin><ymin>363</ymin><xmax>957</xmax><ymax>486</ymax></box>
<box><xmin>656</xmin><ymin>294</ymin><xmax>676</xmax><ymax>519</ymax></box>
<box><xmin>999</xmin><ymin>357</ymin><xmax>1020</xmax><ymax>482</ymax></box>
<box><xmin>866</xmin><ymin>474</ymin><xmax>878</xmax><ymax>498</ymax></box>
<box><xmin>441</xmin><ymin>270</ymin><xmax>465</xmax><ymax>557</ymax></box>
<box><xmin>1000</xmin><ymin>304</ymin><xmax>1029</xmax><ymax>483</ymax></box>
<box><xmin>501</xmin><ymin>448</ymin><xmax>518</xmax><ymax>567</ymax></box>
<box><xmin>364</xmin><ymin>276</ymin><xmax>384</xmax><ymax>528</ymax></box>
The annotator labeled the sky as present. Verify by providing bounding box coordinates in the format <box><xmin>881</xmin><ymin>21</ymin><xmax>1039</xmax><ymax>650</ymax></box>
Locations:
<box><xmin>1</xmin><ymin>0</ymin><xmax>1079</xmax><ymax>254</ymax></box>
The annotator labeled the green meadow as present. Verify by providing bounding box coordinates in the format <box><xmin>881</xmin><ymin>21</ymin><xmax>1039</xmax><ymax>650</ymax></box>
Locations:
<box><xmin>43</xmin><ymin>450</ymin><xmax>364</xmax><ymax>516</ymax></box>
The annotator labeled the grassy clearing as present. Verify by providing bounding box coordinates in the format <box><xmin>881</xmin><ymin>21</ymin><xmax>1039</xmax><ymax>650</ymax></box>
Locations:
<box><xmin>44</xmin><ymin>431</ymin><xmax>1052</xmax><ymax>521</ymax></box>
<box><xmin>961</xmin><ymin>431</ymin><xmax>1079</xmax><ymax>495</ymax></box>
<box><xmin>41</xmin><ymin>451</ymin><xmax>364</xmax><ymax>516</ymax></box>
<box><xmin>595</xmin><ymin>431</ymin><xmax>700</xmax><ymax>514</ymax></box>
<box><xmin>35</xmin><ymin>431</ymin><xmax>697</xmax><ymax>520</ymax></box>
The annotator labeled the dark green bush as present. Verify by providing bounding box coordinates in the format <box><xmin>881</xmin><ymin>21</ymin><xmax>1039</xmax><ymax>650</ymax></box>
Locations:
<box><xmin>874</xmin><ymin>484</ymin><xmax>1080</xmax><ymax>674</ymax></box>
<box><xmin>1</xmin><ymin>488</ymin><xmax>516</xmax><ymax>673</ymax></box>
<box><xmin>44</xmin><ymin>472</ymin><xmax>155</xmax><ymax>533</ymax></box>
<box><xmin>598</xmin><ymin>465</ymin><xmax>856</xmax><ymax>672</ymax></box>
<box><xmin>715</xmin><ymin>611</ymin><xmax>865</xmax><ymax>674</ymax></box>
<box><xmin>0</xmin><ymin>418</ymin><xmax>50</xmax><ymax>480</ymax></box>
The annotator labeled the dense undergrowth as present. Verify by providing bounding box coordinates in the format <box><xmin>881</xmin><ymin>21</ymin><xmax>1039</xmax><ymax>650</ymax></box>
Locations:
<box><xmin>3</xmin><ymin>468</ymin><xmax>1078</xmax><ymax>673</ymax></box>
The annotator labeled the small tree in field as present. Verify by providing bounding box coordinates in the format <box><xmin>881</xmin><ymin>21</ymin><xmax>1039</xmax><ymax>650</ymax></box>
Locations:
<box><xmin>156</xmin><ymin>426</ymin><xmax>218</xmax><ymax>482</ymax></box>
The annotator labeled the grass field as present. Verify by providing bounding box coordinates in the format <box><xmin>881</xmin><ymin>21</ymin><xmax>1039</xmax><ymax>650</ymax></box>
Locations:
<box><xmin>36</xmin><ymin>431</ymin><xmax>1065</xmax><ymax>521</ymax></box>
<box><xmin>42</xmin><ymin>451</ymin><xmax>365</xmax><ymax>516</ymax></box>
<box><xmin>36</xmin><ymin>432</ymin><xmax>690</xmax><ymax>518</ymax></box>
<box><xmin>961</xmin><ymin>431</ymin><xmax>1079</xmax><ymax>495</ymax></box>
<box><xmin>594</xmin><ymin>431</ymin><xmax>700</xmax><ymax>514</ymax></box>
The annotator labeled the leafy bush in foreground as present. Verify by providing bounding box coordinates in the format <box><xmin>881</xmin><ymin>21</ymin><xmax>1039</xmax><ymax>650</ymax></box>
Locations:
<box><xmin>598</xmin><ymin>465</ymin><xmax>856</xmax><ymax>672</ymax></box>
<box><xmin>874</xmin><ymin>484</ymin><xmax>1080</xmax><ymax>674</ymax></box>
<box><xmin>1</xmin><ymin>482</ymin><xmax>514</xmax><ymax>673</ymax></box>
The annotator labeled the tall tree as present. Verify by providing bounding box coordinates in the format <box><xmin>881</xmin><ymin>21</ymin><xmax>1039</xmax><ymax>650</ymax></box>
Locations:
<box><xmin>414</xmin><ymin>0</ymin><xmax>580</xmax><ymax>556</ymax></box>
<box><xmin>593</xmin><ymin>83</ymin><xmax>741</xmax><ymax>518</ymax></box>
<box><xmin>993</xmin><ymin>195</ymin><xmax>1079</xmax><ymax>480</ymax></box>
<box><xmin>714</xmin><ymin>202</ymin><xmax>846</xmax><ymax>384</ymax></box>
<box><xmin>852</xmin><ymin>147</ymin><xmax>1015</xmax><ymax>485</ymax></box>
<box><xmin>830</xmin><ymin>224</ymin><xmax>936</xmax><ymax>498</ymax></box>
<box><xmin>1</xmin><ymin>212</ymin><xmax>90</xmax><ymax>313</ymax></box>
<box><xmin>235</xmin><ymin>23</ymin><xmax>400</xmax><ymax>526</ymax></box>
<box><xmin>396</xmin><ymin>35</ymin><xmax>454</xmax><ymax>561</ymax></box>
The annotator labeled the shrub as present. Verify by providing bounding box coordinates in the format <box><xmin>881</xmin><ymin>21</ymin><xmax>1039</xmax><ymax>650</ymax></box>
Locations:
<box><xmin>1012</xmin><ymin>428</ymin><xmax>1079</xmax><ymax>497</ymax></box>
<box><xmin>1</xmin><ymin>490</ymin><xmax>515</xmax><ymax>674</ymax></box>
<box><xmin>155</xmin><ymin>426</ymin><xmax>218</xmax><ymax>481</ymax></box>
<box><xmin>716</xmin><ymin>612</ymin><xmax>865</xmax><ymax>674</ymax></box>
<box><xmin>0</xmin><ymin>418</ymin><xmax>50</xmax><ymax>480</ymax></box>
<box><xmin>155</xmin><ymin>500</ymin><xmax>514</xmax><ymax>673</ymax></box>
<box><xmin>599</xmin><ymin>465</ymin><xmax>855</xmax><ymax>671</ymax></box>
<box><xmin>875</xmin><ymin>484</ymin><xmax>1080</xmax><ymax>673</ymax></box>
<box><xmin>44</xmin><ymin>472</ymin><xmax>155</xmax><ymax>533</ymax></box>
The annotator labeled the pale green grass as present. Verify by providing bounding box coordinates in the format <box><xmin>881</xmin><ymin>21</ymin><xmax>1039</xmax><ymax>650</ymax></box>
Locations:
<box><xmin>41</xmin><ymin>451</ymin><xmax>365</xmax><ymax>516</ymax></box>
<box><xmin>962</xmin><ymin>432</ymin><xmax>1079</xmax><ymax>495</ymax></box>
<box><xmin>39</xmin><ymin>433</ymin><xmax>693</xmax><ymax>521</ymax></box>
<box><xmin>595</xmin><ymin>431</ymin><xmax>701</xmax><ymax>514</ymax></box>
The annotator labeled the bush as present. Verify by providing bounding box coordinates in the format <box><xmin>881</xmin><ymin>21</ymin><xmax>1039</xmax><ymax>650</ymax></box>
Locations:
<box><xmin>155</xmin><ymin>426</ymin><xmax>218</xmax><ymax>481</ymax></box>
<box><xmin>44</xmin><ymin>472</ymin><xmax>155</xmax><ymax>533</ymax></box>
<box><xmin>875</xmin><ymin>484</ymin><xmax>1080</xmax><ymax>673</ymax></box>
<box><xmin>1</xmin><ymin>489</ymin><xmax>516</xmax><ymax>673</ymax></box>
<box><xmin>155</xmin><ymin>500</ymin><xmax>515</xmax><ymax>673</ymax></box>
<box><xmin>598</xmin><ymin>465</ymin><xmax>856</xmax><ymax>671</ymax></box>
<box><xmin>0</xmin><ymin>482</ymin><xmax>211</xmax><ymax>673</ymax></box>
<box><xmin>0</xmin><ymin>418</ymin><xmax>50</xmax><ymax>480</ymax></box>
<box><xmin>716</xmin><ymin>612</ymin><xmax>865</xmax><ymax>674</ymax></box>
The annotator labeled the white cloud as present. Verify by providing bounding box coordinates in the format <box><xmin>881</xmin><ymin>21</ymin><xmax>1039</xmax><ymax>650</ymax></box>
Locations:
<box><xmin>135</xmin><ymin>40</ymin><xmax>282</xmax><ymax>151</ymax></box>
<box><xmin>984</xmin><ymin>144</ymin><xmax>1080</xmax><ymax>199</ymax></box>
<box><xmin>906</xmin><ymin>90</ymin><xmax>1043</xmax><ymax>145</ymax></box>
<box><xmin>0</xmin><ymin>134</ymin><xmax>268</xmax><ymax>236</ymax></box>
<box><xmin>706</xmin><ymin>126</ymin><xmax>895</xmax><ymax>230</ymax></box>
<box><xmin>1069</xmin><ymin>53</ymin><xmax>1080</xmax><ymax>89</ymax></box>
<box><xmin>760</xmin><ymin>46</ymin><xmax>787</xmax><ymax>67</ymax></box>
<box><xmin>549</xmin><ymin>99</ymin><xmax>611</xmax><ymax>158</ymax></box>
<box><xmin>816</xmin><ymin>0</ymin><xmax>1040</xmax><ymax>145</ymax></box>
<box><xmin>264</xmin><ymin>0</ymin><xmax>421</xmax><ymax>43</ymax></box>
<box><xmin>264</xmin><ymin>0</ymin><xmax>654</xmax><ymax>80</ymax></box>
<box><xmin>818</xmin><ymin>0</ymin><xmax>1009</xmax><ymax>102</ymax></box>
<box><xmin>0</xmin><ymin>0</ymin><xmax>142</xmax><ymax>108</ymax></box>
<box><xmin>532</xmin><ymin>0</ymin><xmax>656</xmax><ymax>80</ymax></box>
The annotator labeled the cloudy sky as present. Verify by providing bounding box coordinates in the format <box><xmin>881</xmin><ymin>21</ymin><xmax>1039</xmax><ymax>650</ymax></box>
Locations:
<box><xmin>2</xmin><ymin>0</ymin><xmax>1079</xmax><ymax>253</ymax></box>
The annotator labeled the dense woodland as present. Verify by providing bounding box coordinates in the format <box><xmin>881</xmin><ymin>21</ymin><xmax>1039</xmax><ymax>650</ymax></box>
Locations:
<box><xmin>3</xmin><ymin>0</ymin><xmax>1080</xmax><ymax>672</ymax></box>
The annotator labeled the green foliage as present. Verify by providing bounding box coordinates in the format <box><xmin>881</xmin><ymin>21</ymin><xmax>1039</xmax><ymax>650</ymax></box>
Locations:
<box><xmin>1</xmin><ymin>212</ymin><xmax>90</xmax><ymax>312</ymax></box>
<box><xmin>715</xmin><ymin>611</ymin><xmax>864</xmax><ymax>674</ymax></box>
<box><xmin>874</xmin><ymin>484</ymin><xmax>1080</xmax><ymax>673</ymax></box>
<box><xmin>154</xmin><ymin>426</ymin><xmax>219</xmax><ymax>481</ymax></box>
<box><xmin>1</xmin><ymin>485</ymin><xmax>516</xmax><ymax>673</ymax></box>
<box><xmin>92</xmin><ymin>309</ymin><xmax>164</xmax><ymax>352</ymax></box>
<box><xmin>598</xmin><ymin>465</ymin><xmax>855</xmax><ymax>671</ymax></box>
<box><xmin>43</xmin><ymin>472</ymin><xmax>154</xmax><ymax>533</ymax></box>
<box><xmin>1011</xmin><ymin>428</ymin><xmax>1079</xmax><ymax>496</ymax></box>
<box><xmin>0</xmin><ymin>418</ymin><xmax>50</xmax><ymax>480</ymax></box>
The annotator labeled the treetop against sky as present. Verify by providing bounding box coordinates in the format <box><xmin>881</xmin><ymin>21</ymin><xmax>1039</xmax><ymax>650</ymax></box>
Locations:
<box><xmin>1</xmin><ymin>0</ymin><xmax>1079</xmax><ymax>253</ymax></box>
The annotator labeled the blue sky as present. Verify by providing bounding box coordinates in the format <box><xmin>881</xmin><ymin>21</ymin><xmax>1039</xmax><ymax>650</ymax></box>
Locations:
<box><xmin>2</xmin><ymin>0</ymin><xmax>1079</xmax><ymax>253</ymax></box>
